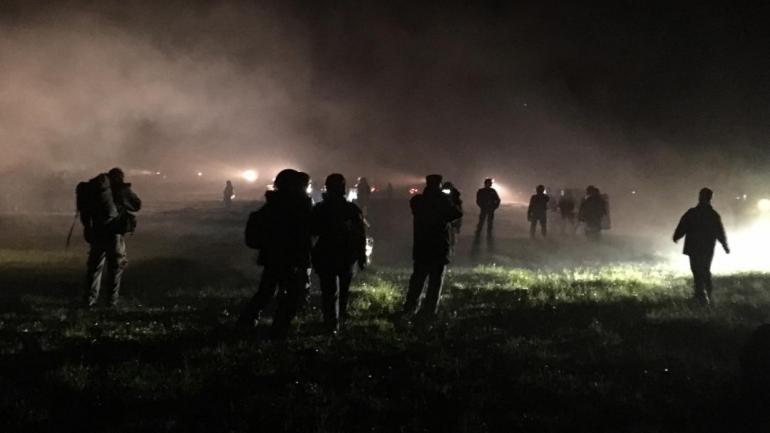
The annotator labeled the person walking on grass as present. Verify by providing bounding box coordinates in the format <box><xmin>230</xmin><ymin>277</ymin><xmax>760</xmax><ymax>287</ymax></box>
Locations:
<box><xmin>401</xmin><ymin>174</ymin><xmax>463</xmax><ymax>325</ymax></box>
<box><xmin>77</xmin><ymin>167</ymin><xmax>141</xmax><ymax>308</ymax></box>
<box><xmin>673</xmin><ymin>187</ymin><xmax>729</xmax><ymax>306</ymax></box>
<box><xmin>475</xmin><ymin>178</ymin><xmax>501</xmax><ymax>242</ymax></box>
<box><xmin>240</xmin><ymin>169</ymin><xmax>313</xmax><ymax>339</ymax></box>
<box><xmin>527</xmin><ymin>184</ymin><xmax>550</xmax><ymax>238</ymax></box>
<box><xmin>310</xmin><ymin>174</ymin><xmax>367</xmax><ymax>334</ymax></box>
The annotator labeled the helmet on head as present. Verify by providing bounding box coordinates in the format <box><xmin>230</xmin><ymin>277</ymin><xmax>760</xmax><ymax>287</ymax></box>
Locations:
<box><xmin>426</xmin><ymin>174</ymin><xmax>443</xmax><ymax>189</ymax></box>
<box><xmin>274</xmin><ymin>169</ymin><xmax>299</xmax><ymax>191</ymax></box>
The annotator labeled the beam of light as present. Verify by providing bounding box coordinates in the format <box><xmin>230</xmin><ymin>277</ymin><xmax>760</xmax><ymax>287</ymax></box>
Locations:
<box><xmin>241</xmin><ymin>169</ymin><xmax>258</xmax><ymax>183</ymax></box>
<box><xmin>669</xmin><ymin>215</ymin><xmax>770</xmax><ymax>274</ymax></box>
<box><xmin>757</xmin><ymin>198</ymin><xmax>770</xmax><ymax>213</ymax></box>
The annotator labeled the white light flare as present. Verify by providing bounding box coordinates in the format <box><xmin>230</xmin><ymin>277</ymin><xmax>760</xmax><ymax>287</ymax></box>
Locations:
<box><xmin>241</xmin><ymin>170</ymin><xmax>258</xmax><ymax>183</ymax></box>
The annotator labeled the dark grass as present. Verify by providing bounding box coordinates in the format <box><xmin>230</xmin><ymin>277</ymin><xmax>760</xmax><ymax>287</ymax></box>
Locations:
<box><xmin>1</xmin><ymin>208</ymin><xmax>769</xmax><ymax>432</ymax></box>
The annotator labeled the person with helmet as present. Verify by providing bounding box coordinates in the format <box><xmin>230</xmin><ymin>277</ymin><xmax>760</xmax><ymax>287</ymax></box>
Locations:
<box><xmin>310</xmin><ymin>174</ymin><xmax>367</xmax><ymax>333</ymax></box>
<box><xmin>240</xmin><ymin>169</ymin><xmax>313</xmax><ymax>339</ymax></box>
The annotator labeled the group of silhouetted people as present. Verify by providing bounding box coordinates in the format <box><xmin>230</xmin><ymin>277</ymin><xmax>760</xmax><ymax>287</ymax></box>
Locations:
<box><xmin>75</xmin><ymin>167</ymin><xmax>730</xmax><ymax>339</ymax></box>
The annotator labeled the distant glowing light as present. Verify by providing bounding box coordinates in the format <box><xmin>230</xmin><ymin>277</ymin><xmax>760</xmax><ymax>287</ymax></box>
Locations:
<box><xmin>758</xmin><ymin>199</ymin><xmax>770</xmax><ymax>213</ymax></box>
<box><xmin>197</xmin><ymin>171</ymin><xmax>203</xmax><ymax>177</ymax></box>
<box><xmin>409</xmin><ymin>187</ymin><xmax>419</xmax><ymax>195</ymax></box>
<box><xmin>631</xmin><ymin>190</ymin><xmax>637</xmax><ymax>195</ymax></box>
<box><xmin>241</xmin><ymin>170</ymin><xmax>258</xmax><ymax>183</ymax></box>
<box><xmin>230</xmin><ymin>194</ymin><xmax>236</xmax><ymax>200</ymax></box>
<box><xmin>155</xmin><ymin>171</ymin><xmax>161</xmax><ymax>175</ymax></box>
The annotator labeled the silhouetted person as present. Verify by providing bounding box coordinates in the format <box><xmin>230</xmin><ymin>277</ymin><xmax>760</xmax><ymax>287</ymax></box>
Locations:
<box><xmin>223</xmin><ymin>180</ymin><xmax>234</xmax><ymax>208</ymax></box>
<box><xmin>578</xmin><ymin>185</ymin><xmax>607</xmax><ymax>240</ymax></box>
<box><xmin>402</xmin><ymin>174</ymin><xmax>463</xmax><ymax>323</ymax></box>
<box><xmin>528</xmin><ymin>185</ymin><xmax>550</xmax><ymax>238</ymax></box>
<box><xmin>357</xmin><ymin>177</ymin><xmax>371</xmax><ymax>215</ymax></box>
<box><xmin>310</xmin><ymin>174</ymin><xmax>367</xmax><ymax>333</ymax></box>
<box><xmin>78</xmin><ymin>167</ymin><xmax>141</xmax><ymax>307</ymax></box>
<box><xmin>442</xmin><ymin>181</ymin><xmax>463</xmax><ymax>253</ymax></box>
<box><xmin>475</xmin><ymin>178</ymin><xmax>500</xmax><ymax>241</ymax></box>
<box><xmin>558</xmin><ymin>190</ymin><xmax>576</xmax><ymax>235</ymax></box>
<box><xmin>386</xmin><ymin>182</ymin><xmax>394</xmax><ymax>201</ymax></box>
<box><xmin>240</xmin><ymin>169</ymin><xmax>313</xmax><ymax>339</ymax></box>
<box><xmin>673</xmin><ymin>187</ymin><xmax>729</xmax><ymax>305</ymax></box>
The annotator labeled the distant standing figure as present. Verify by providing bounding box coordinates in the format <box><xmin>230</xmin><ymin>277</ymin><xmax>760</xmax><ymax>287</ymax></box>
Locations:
<box><xmin>77</xmin><ymin>167</ymin><xmax>142</xmax><ymax>307</ymax></box>
<box><xmin>402</xmin><ymin>174</ymin><xmax>463</xmax><ymax>322</ymax></box>
<box><xmin>528</xmin><ymin>185</ymin><xmax>550</xmax><ymax>238</ymax></box>
<box><xmin>673</xmin><ymin>187</ymin><xmax>729</xmax><ymax>305</ymax></box>
<box><xmin>223</xmin><ymin>180</ymin><xmax>234</xmax><ymax>208</ymax></box>
<box><xmin>310</xmin><ymin>174</ymin><xmax>367</xmax><ymax>333</ymax></box>
<box><xmin>386</xmin><ymin>182</ymin><xmax>394</xmax><ymax>201</ymax></box>
<box><xmin>475</xmin><ymin>178</ymin><xmax>501</xmax><ymax>240</ymax></box>
<box><xmin>240</xmin><ymin>169</ymin><xmax>313</xmax><ymax>339</ymax></box>
<box><xmin>557</xmin><ymin>190</ymin><xmax>576</xmax><ymax>235</ymax></box>
<box><xmin>578</xmin><ymin>185</ymin><xmax>607</xmax><ymax>240</ymax></box>
<box><xmin>357</xmin><ymin>177</ymin><xmax>371</xmax><ymax>215</ymax></box>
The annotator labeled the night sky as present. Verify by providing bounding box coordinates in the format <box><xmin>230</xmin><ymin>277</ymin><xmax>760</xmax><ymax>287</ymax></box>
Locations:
<box><xmin>1</xmin><ymin>0</ymin><xmax>768</xmax><ymax>194</ymax></box>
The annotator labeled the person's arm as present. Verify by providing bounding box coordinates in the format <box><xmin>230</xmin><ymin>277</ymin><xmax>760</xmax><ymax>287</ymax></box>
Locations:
<box><xmin>716</xmin><ymin>213</ymin><xmax>729</xmax><ymax>253</ymax></box>
<box><xmin>122</xmin><ymin>185</ymin><xmax>142</xmax><ymax>212</ymax></box>
<box><xmin>492</xmin><ymin>190</ymin><xmax>501</xmax><ymax>209</ymax></box>
<box><xmin>673</xmin><ymin>211</ymin><xmax>689</xmax><ymax>243</ymax></box>
<box><xmin>527</xmin><ymin>196</ymin><xmax>534</xmax><ymax>220</ymax></box>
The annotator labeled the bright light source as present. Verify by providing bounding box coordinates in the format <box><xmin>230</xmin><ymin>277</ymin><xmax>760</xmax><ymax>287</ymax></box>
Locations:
<box><xmin>442</xmin><ymin>188</ymin><xmax>451</xmax><ymax>195</ymax></box>
<box><xmin>197</xmin><ymin>171</ymin><xmax>203</xmax><ymax>177</ymax></box>
<box><xmin>758</xmin><ymin>198</ymin><xmax>770</xmax><ymax>213</ymax></box>
<box><xmin>241</xmin><ymin>170</ymin><xmax>258</xmax><ymax>183</ymax></box>
<box><xmin>347</xmin><ymin>188</ymin><xmax>358</xmax><ymax>201</ymax></box>
<box><xmin>409</xmin><ymin>187</ymin><xmax>419</xmax><ymax>195</ymax></box>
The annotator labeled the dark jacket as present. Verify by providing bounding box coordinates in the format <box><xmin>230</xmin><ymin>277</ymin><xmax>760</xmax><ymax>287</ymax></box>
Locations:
<box><xmin>476</xmin><ymin>187</ymin><xmax>501</xmax><ymax>211</ymax></box>
<box><xmin>411</xmin><ymin>188</ymin><xmax>463</xmax><ymax>264</ymax></box>
<box><xmin>673</xmin><ymin>203</ymin><xmax>727</xmax><ymax>256</ymax></box>
<box><xmin>528</xmin><ymin>193</ymin><xmax>550</xmax><ymax>220</ymax></box>
<box><xmin>579</xmin><ymin>194</ymin><xmax>607</xmax><ymax>228</ymax></box>
<box><xmin>112</xmin><ymin>181</ymin><xmax>142</xmax><ymax>214</ymax></box>
<box><xmin>558</xmin><ymin>196</ymin><xmax>575</xmax><ymax>216</ymax></box>
<box><xmin>310</xmin><ymin>194</ymin><xmax>367</xmax><ymax>273</ymax></box>
<box><xmin>255</xmin><ymin>190</ymin><xmax>312</xmax><ymax>269</ymax></box>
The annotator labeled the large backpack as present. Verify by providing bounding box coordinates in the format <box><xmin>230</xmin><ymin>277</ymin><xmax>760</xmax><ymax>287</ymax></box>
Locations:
<box><xmin>76</xmin><ymin>174</ymin><xmax>118</xmax><ymax>229</ymax></box>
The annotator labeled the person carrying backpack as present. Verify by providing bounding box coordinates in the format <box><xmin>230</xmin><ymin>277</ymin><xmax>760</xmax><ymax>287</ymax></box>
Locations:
<box><xmin>310</xmin><ymin>174</ymin><xmax>367</xmax><ymax>334</ymax></box>
<box><xmin>78</xmin><ymin>167</ymin><xmax>141</xmax><ymax>307</ymax></box>
<box><xmin>240</xmin><ymin>169</ymin><xmax>313</xmax><ymax>339</ymax></box>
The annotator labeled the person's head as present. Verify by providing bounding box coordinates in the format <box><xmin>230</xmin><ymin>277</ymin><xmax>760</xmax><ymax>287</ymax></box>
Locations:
<box><xmin>107</xmin><ymin>167</ymin><xmax>125</xmax><ymax>184</ymax></box>
<box><xmin>273</xmin><ymin>169</ymin><xmax>299</xmax><ymax>192</ymax></box>
<box><xmin>586</xmin><ymin>185</ymin><xmax>596</xmax><ymax>195</ymax></box>
<box><xmin>699</xmin><ymin>187</ymin><xmax>713</xmax><ymax>204</ymax></box>
<box><xmin>536</xmin><ymin>185</ymin><xmax>545</xmax><ymax>194</ymax></box>
<box><xmin>226</xmin><ymin>180</ymin><xmax>232</xmax><ymax>186</ymax></box>
<box><xmin>426</xmin><ymin>174</ymin><xmax>443</xmax><ymax>190</ymax></box>
<box><xmin>325</xmin><ymin>173</ymin><xmax>346</xmax><ymax>196</ymax></box>
<box><xmin>442</xmin><ymin>181</ymin><xmax>454</xmax><ymax>190</ymax></box>
<box><xmin>484</xmin><ymin>178</ymin><xmax>493</xmax><ymax>188</ymax></box>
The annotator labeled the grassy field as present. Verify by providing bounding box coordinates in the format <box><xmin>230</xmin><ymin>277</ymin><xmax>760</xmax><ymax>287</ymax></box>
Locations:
<box><xmin>1</xmin><ymin>207</ymin><xmax>769</xmax><ymax>432</ymax></box>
